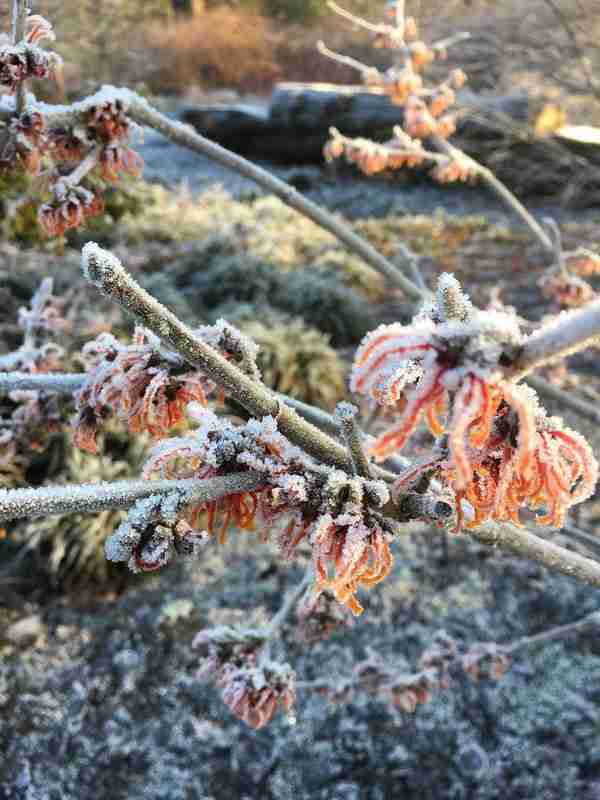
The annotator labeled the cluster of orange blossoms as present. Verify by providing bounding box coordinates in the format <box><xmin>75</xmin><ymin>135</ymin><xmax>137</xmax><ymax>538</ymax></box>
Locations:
<box><xmin>308</xmin><ymin>472</ymin><xmax>395</xmax><ymax>616</ymax></box>
<box><xmin>322</xmin><ymin>1</ymin><xmax>474</xmax><ymax>183</ymax></box>
<box><xmin>194</xmin><ymin>626</ymin><xmax>296</xmax><ymax>730</ymax></box>
<box><xmin>124</xmin><ymin>402</ymin><xmax>398</xmax><ymax>616</ymax></box>
<box><xmin>1</xmin><ymin>8</ymin><xmax>145</xmax><ymax>237</ymax></box>
<box><xmin>351</xmin><ymin>274</ymin><xmax>598</xmax><ymax>531</ymax></box>
<box><xmin>73</xmin><ymin>327</ymin><xmax>212</xmax><ymax>454</ymax></box>
<box><xmin>0</xmin><ymin>14</ymin><xmax>58</xmax><ymax>91</ymax></box>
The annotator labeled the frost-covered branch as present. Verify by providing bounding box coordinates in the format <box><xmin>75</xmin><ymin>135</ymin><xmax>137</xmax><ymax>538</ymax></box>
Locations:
<box><xmin>0</xmin><ymin>371</ymin><xmax>84</xmax><ymax>394</ymax></box>
<box><xmin>432</xmin><ymin>137</ymin><xmax>554</xmax><ymax>252</ymax></box>
<box><xmin>0</xmin><ymin>86</ymin><xmax>426</xmax><ymax>301</ymax></box>
<box><xmin>507</xmin><ymin>299</ymin><xmax>600</xmax><ymax>379</ymax></box>
<box><xmin>81</xmin><ymin>243</ymin><xmax>355</xmax><ymax>472</ymax></box>
<box><xmin>130</xmin><ymin>101</ymin><xmax>427</xmax><ymax>301</ymax></box>
<box><xmin>12</xmin><ymin>0</ymin><xmax>28</xmax><ymax>114</ymax></box>
<box><xmin>0</xmin><ymin>473</ymin><xmax>264</xmax><ymax>523</ymax></box>
<box><xmin>468</xmin><ymin>520</ymin><xmax>600</xmax><ymax>590</ymax></box>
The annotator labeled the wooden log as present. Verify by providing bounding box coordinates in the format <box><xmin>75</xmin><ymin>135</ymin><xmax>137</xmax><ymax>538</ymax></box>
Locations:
<box><xmin>180</xmin><ymin>82</ymin><xmax>532</xmax><ymax>164</ymax></box>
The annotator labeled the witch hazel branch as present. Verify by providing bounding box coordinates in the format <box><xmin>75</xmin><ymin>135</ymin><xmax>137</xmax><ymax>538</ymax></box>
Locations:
<box><xmin>2</xmin><ymin>0</ymin><xmax>600</xmax><ymax>732</ymax></box>
<box><xmin>1</xmin><ymin>241</ymin><xmax>600</xmax><ymax>726</ymax></box>
<box><xmin>320</xmin><ymin>0</ymin><xmax>554</xmax><ymax>252</ymax></box>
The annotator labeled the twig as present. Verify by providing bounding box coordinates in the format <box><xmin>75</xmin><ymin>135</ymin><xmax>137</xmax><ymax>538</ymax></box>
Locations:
<box><xmin>525</xmin><ymin>374</ymin><xmax>600</xmax><ymax>426</ymax></box>
<box><xmin>433</xmin><ymin>136</ymin><xmax>554</xmax><ymax>252</ymax></box>
<box><xmin>0</xmin><ymin>473</ymin><xmax>264</xmax><ymax>523</ymax></box>
<box><xmin>431</xmin><ymin>32</ymin><xmax>471</xmax><ymax>52</ymax></box>
<box><xmin>81</xmin><ymin>243</ymin><xmax>354</xmax><ymax>472</ymax></box>
<box><xmin>506</xmin><ymin>298</ymin><xmax>600</xmax><ymax>380</ymax></box>
<box><xmin>0</xmin><ymin>372</ymin><xmax>85</xmax><ymax>394</ymax></box>
<box><xmin>503</xmin><ymin>608</ymin><xmax>600</xmax><ymax>654</ymax></box>
<box><xmin>130</xmin><ymin>100</ymin><xmax>426</xmax><ymax>301</ymax></box>
<box><xmin>316</xmin><ymin>41</ymin><xmax>374</xmax><ymax>78</ymax></box>
<box><xmin>543</xmin><ymin>216</ymin><xmax>568</xmax><ymax>275</ymax></box>
<box><xmin>561</xmin><ymin>523</ymin><xmax>600</xmax><ymax>556</ymax></box>
<box><xmin>266</xmin><ymin>565</ymin><xmax>314</xmax><ymax>639</ymax></box>
<box><xmin>326</xmin><ymin>1</ymin><xmax>387</xmax><ymax>35</ymax></box>
<box><xmin>0</xmin><ymin>88</ymin><xmax>427</xmax><ymax>301</ymax></box>
<box><xmin>12</xmin><ymin>0</ymin><xmax>29</xmax><ymax>116</ymax></box>
<box><xmin>467</xmin><ymin>519</ymin><xmax>600</xmax><ymax>590</ymax></box>
<box><xmin>55</xmin><ymin>145</ymin><xmax>101</xmax><ymax>192</ymax></box>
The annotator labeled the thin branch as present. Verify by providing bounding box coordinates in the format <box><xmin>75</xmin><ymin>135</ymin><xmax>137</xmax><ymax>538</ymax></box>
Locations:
<box><xmin>130</xmin><ymin>100</ymin><xmax>426</xmax><ymax>301</ymax></box>
<box><xmin>327</xmin><ymin>1</ymin><xmax>387</xmax><ymax>34</ymax></box>
<box><xmin>81</xmin><ymin>243</ymin><xmax>354</xmax><ymax>472</ymax></box>
<box><xmin>12</xmin><ymin>0</ymin><xmax>29</xmax><ymax>115</ymax></box>
<box><xmin>431</xmin><ymin>32</ymin><xmax>471</xmax><ymax>52</ymax></box>
<box><xmin>266</xmin><ymin>565</ymin><xmax>314</xmax><ymax>639</ymax></box>
<box><xmin>0</xmin><ymin>88</ymin><xmax>426</xmax><ymax>301</ymax></box>
<box><xmin>317</xmin><ymin>40</ymin><xmax>374</xmax><ymax>77</ymax></box>
<box><xmin>0</xmin><ymin>473</ymin><xmax>264</xmax><ymax>523</ymax></box>
<box><xmin>467</xmin><ymin>519</ymin><xmax>600</xmax><ymax>590</ymax></box>
<box><xmin>504</xmin><ymin>608</ymin><xmax>600</xmax><ymax>654</ymax></box>
<box><xmin>506</xmin><ymin>299</ymin><xmax>600</xmax><ymax>380</ymax></box>
<box><xmin>0</xmin><ymin>372</ymin><xmax>85</xmax><ymax>394</ymax></box>
<box><xmin>543</xmin><ymin>216</ymin><xmax>567</xmax><ymax>275</ymax></box>
<box><xmin>541</xmin><ymin>0</ymin><xmax>600</xmax><ymax>101</ymax></box>
<box><xmin>526</xmin><ymin>374</ymin><xmax>600</xmax><ymax>426</ymax></box>
<box><xmin>432</xmin><ymin>136</ymin><xmax>554</xmax><ymax>252</ymax></box>
<box><xmin>561</xmin><ymin>523</ymin><xmax>600</xmax><ymax>556</ymax></box>
<box><xmin>55</xmin><ymin>144</ymin><xmax>101</xmax><ymax>192</ymax></box>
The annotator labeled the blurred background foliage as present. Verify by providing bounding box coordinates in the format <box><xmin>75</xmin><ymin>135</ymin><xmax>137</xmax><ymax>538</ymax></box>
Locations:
<box><xmin>0</xmin><ymin>1</ymin><xmax>597</xmax><ymax>122</ymax></box>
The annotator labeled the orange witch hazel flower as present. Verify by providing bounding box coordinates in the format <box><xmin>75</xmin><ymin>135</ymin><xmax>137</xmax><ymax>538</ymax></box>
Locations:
<box><xmin>73</xmin><ymin>326</ymin><xmax>213</xmax><ymax>453</ymax></box>
<box><xmin>351</xmin><ymin>273</ymin><xmax>598</xmax><ymax>530</ymax></box>
<box><xmin>140</xmin><ymin>405</ymin><xmax>397</xmax><ymax>615</ymax></box>
<box><xmin>309</xmin><ymin>472</ymin><xmax>395</xmax><ymax>616</ymax></box>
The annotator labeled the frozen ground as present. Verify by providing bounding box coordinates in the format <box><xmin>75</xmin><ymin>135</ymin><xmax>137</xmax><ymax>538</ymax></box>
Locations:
<box><xmin>138</xmin><ymin>113</ymin><xmax>600</xmax><ymax>226</ymax></box>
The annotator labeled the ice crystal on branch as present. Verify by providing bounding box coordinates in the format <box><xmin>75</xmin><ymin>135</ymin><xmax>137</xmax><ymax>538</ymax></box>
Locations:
<box><xmin>351</xmin><ymin>274</ymin><xmax>598</xmax><ymax>530</ymax></box>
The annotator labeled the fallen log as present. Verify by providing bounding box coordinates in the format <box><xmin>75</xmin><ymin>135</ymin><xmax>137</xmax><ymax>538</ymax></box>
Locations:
<box><xmin>180</xmin><ymin>83</ymin><xmax>531</xmax><ymax>163</ymax></box>
<box><xmin>180</xmin><ymin>83</ymin><xmax>600</xmax><ymax>205</ymax></box>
